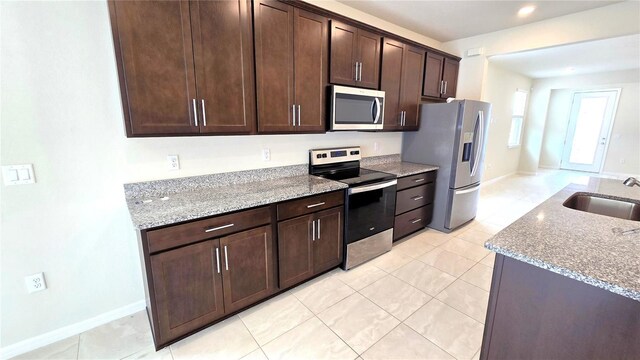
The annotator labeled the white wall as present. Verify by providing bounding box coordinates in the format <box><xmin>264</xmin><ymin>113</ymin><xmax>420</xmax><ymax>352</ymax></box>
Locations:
<box><xmin>526</xmin><ymin>70</ymin><xmax>640</xmax><ymax>176</ymax></box>
<box><xmin>0</xmin><ymin>0</ymin><xmax>442</xmax><ymax>352</ymax></box>
<box><xmin>442</xmin><ymin>1</ymin><xmax>640</xmax><ymax>100</ymax></box>
<box><xmin>480</xmin><ymin>63</ymin><xmax>532</xmax><ymax>181</ymax></box>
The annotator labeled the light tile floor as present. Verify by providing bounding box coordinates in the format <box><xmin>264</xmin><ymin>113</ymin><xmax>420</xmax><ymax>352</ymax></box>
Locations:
<box><xmin>15</xmin><ymin>170</ymin><xmax>594</xmax><ymax>360</ymax></box>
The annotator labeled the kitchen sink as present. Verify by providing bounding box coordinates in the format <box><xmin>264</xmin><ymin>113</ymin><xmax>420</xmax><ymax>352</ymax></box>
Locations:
<box><xmin>563</xmin><ymin>192</ymin><xmax>640</xmax><ymax>221</ymax></box>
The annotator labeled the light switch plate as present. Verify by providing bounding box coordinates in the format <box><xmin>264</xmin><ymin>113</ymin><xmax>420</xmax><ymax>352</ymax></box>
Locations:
<box><xmin>2</xmin><ymin>164</ymin><xmax>35</xmax><ymax>185</ymax></box>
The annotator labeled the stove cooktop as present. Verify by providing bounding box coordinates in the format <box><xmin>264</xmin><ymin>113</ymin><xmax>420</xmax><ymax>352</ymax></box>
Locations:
<box><xmin>315</xmin><ymin>167</ymin><xmax>396</xmax><ymax>187</ymax></box>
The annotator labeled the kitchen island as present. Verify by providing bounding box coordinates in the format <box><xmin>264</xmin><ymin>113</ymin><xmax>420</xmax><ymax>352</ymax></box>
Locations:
<box><xmin>481</xmin><ymin>177</ymin><xmax>640</xmax><ymax>360</ymax></box>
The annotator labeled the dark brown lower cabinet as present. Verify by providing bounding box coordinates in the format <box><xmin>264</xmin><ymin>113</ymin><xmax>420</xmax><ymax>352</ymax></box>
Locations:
<box><xmin>150</xmin><ymin>239</ymin><xmax>225</xmax><ymax>344</ymax></box>
<box><xmin>278</xmin><ymin>206</ymin><xmax>343</xmax><ymax>289</ymax></box>
<box><xmin>481</xmin><ymin>255</ymin><xmax>640</xmax><ymax>359</ymax></box>
<box><xmin>393</xmin><ymin>171</ymin><xmax>436</xmax><ymax>241</ymax></box>
<box><xmin>220</xmin><ymin>225</ymin><xmax>276</xmax><ymax>313</ymax></box>
<box><xmin>149</xmin><ymin>225</ymin><xmax>276</xmax><ymax>345</ymax></box>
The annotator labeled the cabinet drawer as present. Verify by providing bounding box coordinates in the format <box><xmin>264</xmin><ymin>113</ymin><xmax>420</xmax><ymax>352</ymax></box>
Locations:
<box><xmin>394</xmin><ymin>204</ymin><xmax>433</xmax><ymax>241</ymax></box>
<box><xmin>395</xmin><ymin>183</ymin><xmax>434</xmax><ymax>215</ymax></box>
<box><xmin>277</xmin><ymin>191</ymin><xmax>344</xmax><ymax>221</ymax></box>
<box><xmin>397</xmin><ymin>171</ymin><xmax>436</xmax><ymax>191</ymax></box>
<box><xmin>147</xmin><ymin>206</ymin><xmax>272</xmax><ymax>253</ymax></box>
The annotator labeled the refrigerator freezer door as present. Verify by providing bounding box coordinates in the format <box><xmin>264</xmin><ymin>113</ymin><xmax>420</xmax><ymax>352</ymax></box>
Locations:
<box><xmin>445</xmin><ymin>183</ymin><xmax>481</xmax><ymax>230</ymax></box>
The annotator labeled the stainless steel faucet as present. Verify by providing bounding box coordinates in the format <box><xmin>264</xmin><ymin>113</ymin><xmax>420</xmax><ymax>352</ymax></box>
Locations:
<box><xmin>623</xmin><ymin>177</ymin><xmax>640</xmax><ymax>187</ymax></box>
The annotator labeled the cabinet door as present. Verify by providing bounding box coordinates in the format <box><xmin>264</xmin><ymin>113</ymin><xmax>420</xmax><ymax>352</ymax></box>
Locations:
<box><xmin>399</xmin><ymin>46</ymin><xmax>424</xmax><ymax>130</ymax></box>
<box><xmin>356</xmin><ymin>29</ymin><xmax>381</xmax><ymax>89</ymax></box>
<box><xmin>442</xmin><ymin>58</ymin><xmax>459</xmax><ymax>98</ymax></box>
<box><xmin>150</xmin><ymin>240</ymin><xmax>225</xmax><ymax>343</ymax></box>
<box><xmin>254</xmin><ymin>0</ymin><xmax>295</xmax><ymax>133</ymax></box>
<box><xmin>277</xmin><ymin>214</ymin><xmax>313</xmax><ymax>289</ymax></box>
<box><xmin>191</xmin><ymin>0</ymin><xmax>256</xmax><ymax>134</ymax></box>
<box><xmin>110</xmin><ymin>1</ymin><xmax>198</xmax><ymax>136</ymax></box>
<box><xmin>220</xmin><ymin>225</ymin><xmax>276</xmax><ymax>313</ymax></box>
<box><xmin>293</xmin><ymin>9</ymin><xmax>327</xmax><ymax>132</ymax></box>
<box><xmin>313</xmin><ymin>207</ymin><xmax>343</xmax><ymax>274</ymax></box>
<box><xmin>329</xmin><ymin>21</ymin><xmax>357</xmax><ymax>86</ymax></box>
<box><xmin>422</xmin><ymin>52</ymin><xmax>444</xmax><ymax>98</ymax></box>
<box><xmin>380</xmin><ymin>38</ymin><xmax>404</xmax><ymax>131</ymax></box>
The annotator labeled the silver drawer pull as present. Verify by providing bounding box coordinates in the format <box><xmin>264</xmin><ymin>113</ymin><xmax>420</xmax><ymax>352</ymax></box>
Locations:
<box><xmin>411</xmin><ymin>218</ymin><xmax>422</xmax><ymax>224</ymax></box>
<box><xmin>205</xmin><ymin>223</ymin><xmax>234</xmax><ymax>233</ymax></box>
<box><xmin>312</xmin><ymin>220</ymin><xmax>316</xmax><ymax>241</ymax></box>
<box><xmin>306</xmin><ymin>202</ymin><xmax>325</xmax><ymax>208</ymax></box>
<box><xmin>412</xmin><ymin>196</ymin><xmax>424</xmax><ymax>201</ymax></box>
<box><xmin>414</xmin><ymin>178</ymin><xmax>425</xmax><ymax>183</ymax></box>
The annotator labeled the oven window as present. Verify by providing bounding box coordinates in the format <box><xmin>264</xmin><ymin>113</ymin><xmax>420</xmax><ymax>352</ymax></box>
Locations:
<box><xmin>346</xmin><ymin>185</ymin><xmax>396</xmax><ymax>244</ymax></box>
<box><xmin>335</xmin><ymin>93</ymin><xmax>378</xmax><ymax>124</ymax></box>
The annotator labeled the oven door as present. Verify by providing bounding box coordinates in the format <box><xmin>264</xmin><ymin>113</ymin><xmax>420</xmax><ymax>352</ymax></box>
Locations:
<box><xmin>345</xmin><ymin>180</ymin><xmax>397</xmax><ymax>244</ymax></box>
<box><xmin>331</xmin><ymin>85</ymin><xmax>385</xmax><ymax>131</ymax></box>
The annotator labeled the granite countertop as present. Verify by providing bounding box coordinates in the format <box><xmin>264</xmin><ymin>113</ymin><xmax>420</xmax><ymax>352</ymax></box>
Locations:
<box><xmin>485</xmin><ymin>177</ymin><xmax>640</xmax><ymax>301</ymax></box>
<box><xmin>361</xmin><ymin>154</ymin><xmax>438</xmax><ymax>177</ymax></box>
<box><xmin>125</xmin><ymin>171</ymin><xmax>347</xmax><ymax>230</ymax></box>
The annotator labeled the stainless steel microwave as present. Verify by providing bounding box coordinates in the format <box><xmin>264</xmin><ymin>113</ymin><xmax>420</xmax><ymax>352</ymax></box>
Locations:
<box><xmin>330</xmin><ymin>85</ymin><xmax>385</xmax><ymax>131</ymax></box>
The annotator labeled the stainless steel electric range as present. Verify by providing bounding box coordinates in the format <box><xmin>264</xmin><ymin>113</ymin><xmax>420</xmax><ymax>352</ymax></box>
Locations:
<box><xmin>309</xmin><ymin>147</ymin><xmax>397</xmax><ymax>270</ymax></box>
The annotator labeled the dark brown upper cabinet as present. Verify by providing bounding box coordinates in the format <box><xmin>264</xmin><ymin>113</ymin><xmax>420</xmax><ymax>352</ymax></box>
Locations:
<box><xmin>109</xmin><ymin>0</ymin><xmax>256</xmax><ymax>137</ymax></box>
<box><xmin>254</xmin><ymin>0</ymin><xmax>327</xmax><ymax>133</ymax></box>
<box><xmin>380</xmin><ymin>38</ymin><xmax>424</xmax><ymax>131</ymax></box>
<box><xmin>329</xmin><ymin>21</ymin><xmax>381</xmax><ymax>89</ymax></box>
<box><xmin>422</xmin><ymin>51</ymin><xmax>459</xmax><ymax>99</ymax></box>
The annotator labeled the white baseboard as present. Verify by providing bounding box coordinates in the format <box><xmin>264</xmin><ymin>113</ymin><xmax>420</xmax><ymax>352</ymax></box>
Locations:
<box><xmin>1</xmin><ymin>300</ymin><xmax>146</xmax><ymax>360</ymax></box>
<box><xmin>481</xmin><ymin>172</ymin><xmax>516</xmax><ymax>186</ymax></box>
<box><xmin>517</xmin><ymin>171</ymin><xmax>538</xmax><ymax>175</ymax></box>
<box><xmin>538</xmin><ymin>165</ymin><xmax>559</xmax><ymax>170</ymax></box>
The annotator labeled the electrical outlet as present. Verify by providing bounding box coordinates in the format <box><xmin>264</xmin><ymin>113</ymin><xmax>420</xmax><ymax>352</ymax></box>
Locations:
<box><xmin>262</xmin><ymin>148</ymin><xmax>271</xmax><ymax>161</ymax></box>
<box><xmin>167</xmin><ymin>155</ymin><xmax>180</xmax><ymax>171</ymax></box>
<box><xmin>25</xmin><ymin>272</ymin><xmax>47</xmax><ymax>293</ymax></box>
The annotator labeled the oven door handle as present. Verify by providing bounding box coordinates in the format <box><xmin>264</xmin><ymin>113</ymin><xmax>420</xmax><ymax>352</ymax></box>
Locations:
<box><xmin>348</xmin><ymin>179</ymin><xmax>397</xmax><ymax>194</ymax></box>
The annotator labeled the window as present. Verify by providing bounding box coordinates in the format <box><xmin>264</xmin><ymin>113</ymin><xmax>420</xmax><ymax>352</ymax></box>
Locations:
<box><xmin>508</xmin><ymin>89</ymin><xmax>528</xmax><ymax>148</ymax></box>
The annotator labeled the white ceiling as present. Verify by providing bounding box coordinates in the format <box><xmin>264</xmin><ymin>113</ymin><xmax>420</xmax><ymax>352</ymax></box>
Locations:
<box><xmin>337</xmin><ymin>0</ymin><xmax>623</xmax><ymax>42</ymax></box>
<box><xmin>488</xmin><ymin>34</ymin><xmax>640</xmax><ymax>78</ymax></box>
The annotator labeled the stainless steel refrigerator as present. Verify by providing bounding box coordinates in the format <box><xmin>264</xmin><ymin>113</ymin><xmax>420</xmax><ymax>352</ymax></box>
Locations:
<box><xmin>402</xmin><ymin>100</ymin><xmax>491</xmax><ymax>233</ymax></box>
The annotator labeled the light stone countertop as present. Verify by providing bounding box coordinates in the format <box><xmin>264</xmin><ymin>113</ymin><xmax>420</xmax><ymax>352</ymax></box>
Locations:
<box><xmin>362</xmin><ymin>158</ymin><xmax>439</xmax><ymax>177</ymax></box>
<box><xmin>125</xmin><ymin>174</ymin><xmax>347</xmax><ymax>230</ymax></box>
<box><xmin>485</xmin><ymin>177</ymin><xmax>640</xmax><ymax>301</ymax></box>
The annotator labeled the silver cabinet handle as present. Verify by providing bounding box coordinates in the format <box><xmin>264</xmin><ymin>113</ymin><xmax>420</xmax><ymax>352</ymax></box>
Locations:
<box><xmin>414</xmin><ymin>178</ymin><xmax>425</xmax><ymax>183</ymax></box>
<box><xmin>355</xmin><ymin>62</ymin><xmax>360</xmax><ymax>81</ymax></box>
<box><xmin>317</xmin><ymin>219</ymin><xmax>320</xmax><ymax>240</ymax></box>
<box><xmin>411</xmin><ymin>218</ymin><xmax>422</xmax><ymax>224</ymax></box>
<box><xmin>224</xmin><ymin>245</ymin><xmax>229</xmax><ymax>271</ymax></box>
<box><xmin>297</xmin><ymin>104</ymin><xmax>301</xmax><ymax>126</ymax></box>
<box><xmin>412</xmin><ymin>196</ymin><xmax>424</xmax><ymax>201</ymax></box>
<box><xmin>444</xmin><ymin>81</ymin><xmax>448</xmax><ymax>95</ymax></box>
<box><xmin>312</xmin><ymin>219</ymin><xmax>316</xmax><ymax>241</ymax></box>
<box><xmin>439</xmin><ymin>80</ymin><xmax>444</xmax><ymax>95</ymax></box>
<box><xmin>201</xmin><ymin>99</ymin><xmax>207</xmax><ymax>127</ymax></box>
<box><xmin>306</xmin><ymin>202</ymin><xmax>325</xmax><ymax>208</ymax></box>
<box><xmin>215</xmin><ymin>247</ymin><xmax>221</xmax><ymax>274</ymax></box>
<box><xmin>358</xmin><ymin>62</ymin><xmax>363</xmax><ymax>82</ymax></box>
<box><xmin>192</xmin><ymin>99</ymin><xmax>198</xmax><ymax>127</ymax></box>
<box><xmin>205</xmin><ymin>223</ymin><xmax>234</xmax><ymax>233</ymax></box>
<box><xmin>292</xmin><ymin>104</ymin><xmax>296</xmax><ymax>127</ymax></box>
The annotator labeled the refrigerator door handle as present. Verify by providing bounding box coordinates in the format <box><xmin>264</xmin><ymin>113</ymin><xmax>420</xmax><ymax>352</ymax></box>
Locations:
<box><xmin>471</xmin><ymin>110</ymin><xmax>484</xmax><ymax>177</ymax></box>
<box><xmin>454</xmin><ymin>185</ymin><xmax>481</xmax><ymax>195</ymax></box>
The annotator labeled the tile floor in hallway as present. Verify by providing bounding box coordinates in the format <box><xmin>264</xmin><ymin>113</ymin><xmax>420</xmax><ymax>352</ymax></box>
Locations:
<box><xmin>15</xmin><ymin>170</ymin><xmax>594</xmax><ymax>360</ymax></box>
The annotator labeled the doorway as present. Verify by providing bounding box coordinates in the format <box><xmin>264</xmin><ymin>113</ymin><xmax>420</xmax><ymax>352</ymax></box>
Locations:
<box><xmin>560</xmin><ymin>89</ymin><xmax>620</xmax><ymax>173</ymax></box>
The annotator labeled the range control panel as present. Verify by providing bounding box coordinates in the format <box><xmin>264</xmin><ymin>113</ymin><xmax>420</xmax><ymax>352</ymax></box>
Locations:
<box><xmin>309</xmin><ymin>147</ymin><xmax>361</xmax><ymax>166</ymax></box>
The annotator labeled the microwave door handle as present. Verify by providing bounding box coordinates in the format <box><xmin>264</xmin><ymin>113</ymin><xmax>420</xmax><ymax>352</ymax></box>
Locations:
<box><xmin>373</xmin><ymin>98</ymin><xmax>381</xmax><ymax>124</ymax></box>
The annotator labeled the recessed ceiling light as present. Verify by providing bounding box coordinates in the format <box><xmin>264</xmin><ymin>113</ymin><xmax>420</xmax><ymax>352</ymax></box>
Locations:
<box><xmin>518</xmin><ymin>5</ymin><xmax>536</xmax><ymax>17</ymax></box>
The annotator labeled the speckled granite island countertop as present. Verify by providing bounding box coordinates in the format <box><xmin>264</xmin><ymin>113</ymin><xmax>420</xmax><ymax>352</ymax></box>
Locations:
<box><xmin>124</xmin><ymin>164</ymin><xmax>347</xmax><ymax>230</ymax></box>
<box><xmin>361</xmin><ymin>154</ymin><xmax>438</xmax><ymax>177</ymax></box>
<box><xmin>485</xmin><ymin>177</ymin><xmax>640</xmax><ymax>301</ymax></box>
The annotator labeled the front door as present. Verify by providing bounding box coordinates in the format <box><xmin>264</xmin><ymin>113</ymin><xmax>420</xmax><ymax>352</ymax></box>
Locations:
<box><xmin>561</xmin><ymin>90</ymin><xmax>620</xmax><ymax>173</ymax></box>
